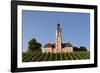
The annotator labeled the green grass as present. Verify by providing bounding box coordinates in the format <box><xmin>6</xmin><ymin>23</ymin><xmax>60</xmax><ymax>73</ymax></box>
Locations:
<box><xmin>22</xmin><ymin>51</ymin><xmax>90</xmax><ymax>62</ymax></box>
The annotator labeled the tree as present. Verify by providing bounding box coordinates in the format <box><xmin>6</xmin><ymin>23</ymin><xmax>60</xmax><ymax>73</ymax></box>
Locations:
<box><xmin>73</xmin><ymin>46</ymin><xmax>79</xmax><ymax>51</ymax></box>
<box><xmin>28</xmin><ymin>38</ymin><xmax>42</xmax><ymax>52</ymax></box>
<box><xmin>73</xmin><ymin>46</ymin><xmax>87</xmax><ymax>51</ymax></box>
<box><xmin>80</xmin><ymin>46</ymin><xmax>87</xmax><ymax>51</ymax></box>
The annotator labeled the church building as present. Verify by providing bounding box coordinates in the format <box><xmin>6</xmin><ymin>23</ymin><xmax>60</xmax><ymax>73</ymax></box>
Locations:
<box><xmin>43</xmin><ymin>23</ymin><xmax>73</xmax><ymax>53</ymax></box>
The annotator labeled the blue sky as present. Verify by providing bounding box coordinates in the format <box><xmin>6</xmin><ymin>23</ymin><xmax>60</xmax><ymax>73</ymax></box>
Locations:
<box><xmin>22</xmin><ymin>10</ymin><xmax>90</xmax><ymax>52</ymax></box>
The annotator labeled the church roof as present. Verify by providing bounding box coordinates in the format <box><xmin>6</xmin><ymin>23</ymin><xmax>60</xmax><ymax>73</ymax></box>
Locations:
<box><xmin>62</xmin><ymin>43</ymin><xmax>73</xmax><ymax>47</ymax></box>
<box><xmin>65</xmin><ymin>43</ymin><xmax>72</xmax><ymax>47</ymax></box>
<box><xmin>52</xmin><ymin>44</ymin><xmax>55</xmax><ymax>48</ymax></box>
<box><xmin>44</xmin><ymin>43</ymin><xmax>55</xmax><ymax>48</ymax></box>
<box><xmin>44</xmin><ymin>43</ymin><xmax>52</xmax><ymax>47</ymax></box>
<box><xmin>44</xmin><ymin>43</ymin><xmax>72</xmax><ymax>48</ymax></box>
<box><xmin>57</xmin><ymin>24</ymin><xmax>60</xmax><ymax>27</ymax></box>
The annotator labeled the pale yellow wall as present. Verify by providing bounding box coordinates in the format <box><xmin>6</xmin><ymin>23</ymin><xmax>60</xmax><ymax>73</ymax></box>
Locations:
<box><xmin>65</xmin><ymin>47</ymin><xmax>73</xmax><ymax>52</ymax></box>
<box><xmin>43</xmin><ymin>47</ymin><xmax>52</xmax><ymax>53</ymax></box>
<box><xmin>53</xmin><ymin>48</ymin><xmax>56</xmax><ymax>53</ymax></box>
<box><xmin>43</xmin><ymin>47</ymin><xmax>73</xmax><ymax>53</ymax></box>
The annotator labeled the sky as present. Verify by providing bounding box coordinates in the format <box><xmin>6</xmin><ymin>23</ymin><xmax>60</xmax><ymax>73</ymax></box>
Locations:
<box><xmin>22</xmin><ymin>10</ymin><xmax>90</xmax><ymax>52</ymax></box>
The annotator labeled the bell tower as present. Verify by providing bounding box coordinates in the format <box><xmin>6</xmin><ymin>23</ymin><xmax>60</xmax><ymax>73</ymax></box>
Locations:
<box><xmin>55</xmin><ymin>23</ymin><xmax>62</xmax><ymax>53</ymax></box>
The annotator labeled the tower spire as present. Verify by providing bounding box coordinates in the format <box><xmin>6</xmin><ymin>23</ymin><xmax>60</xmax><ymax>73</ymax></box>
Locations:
<box><xmin>58</xmin><ymin>20</ymin><xmax>59</xmax><ymax>24</ymax></box>
<box><xmin>57</xmin><ymin>20</ymin><xmax>60</xmax><ymax>28</ymax></box>
<box><xmin>55</xmin><ymin>21</ymin><xmax>62</xmax><ymax>53</ymax></box>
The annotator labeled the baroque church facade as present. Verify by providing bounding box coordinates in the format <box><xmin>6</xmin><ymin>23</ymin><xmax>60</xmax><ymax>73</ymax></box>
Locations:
<box><xmin>43</xmin><ymin>23</ymin><xmax>73</xmax><ymax>53</ymax></box>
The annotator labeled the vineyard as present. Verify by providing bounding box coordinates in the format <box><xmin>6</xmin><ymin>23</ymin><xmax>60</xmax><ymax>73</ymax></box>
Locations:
<box><xmin>22</xmin><ymin>51</ymin><xmax>90</xmax><ymax>62</ymax></box>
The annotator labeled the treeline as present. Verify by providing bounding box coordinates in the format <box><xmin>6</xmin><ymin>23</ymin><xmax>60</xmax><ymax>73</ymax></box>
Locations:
<box><xmin>73</xmin><ymin>46</ymin><xmax>87</xmax><ymax>51</ymax></box>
